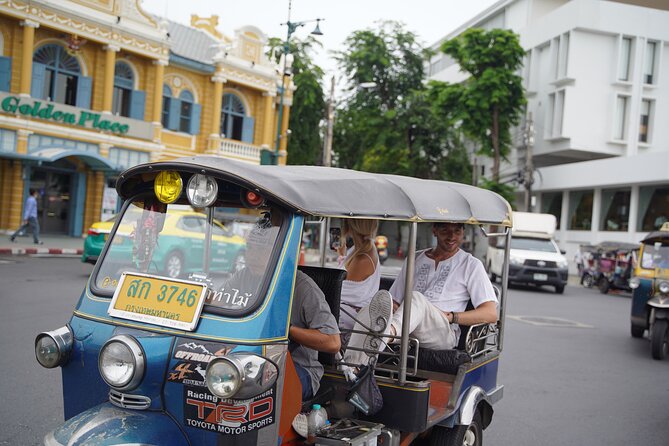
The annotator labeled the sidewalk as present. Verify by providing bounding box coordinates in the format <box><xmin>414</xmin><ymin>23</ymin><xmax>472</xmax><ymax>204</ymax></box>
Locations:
<box><xmin>0</xmin><ymin>232</ymin><xmax>84</xmax><ymax>256</ymax></box>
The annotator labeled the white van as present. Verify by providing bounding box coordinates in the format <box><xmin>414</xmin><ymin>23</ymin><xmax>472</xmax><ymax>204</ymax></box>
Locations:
<box><xmin>487</xmin><ymin>212</ymin><xmax>569</xmax><ymax>294</ymax></box>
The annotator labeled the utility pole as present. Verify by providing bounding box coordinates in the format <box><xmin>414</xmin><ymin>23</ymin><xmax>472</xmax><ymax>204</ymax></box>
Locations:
<box><xmin>322</xmin><ymin>75</ymin><xmax>335</xmax><ymax>166</ymax></box>
<box><xmin>523</xmin><ymin>112</ymin><xmax>535</xmax><ymax>212</ymax></box>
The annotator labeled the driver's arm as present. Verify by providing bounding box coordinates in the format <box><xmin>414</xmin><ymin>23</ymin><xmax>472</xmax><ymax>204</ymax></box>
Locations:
<box><xmin>289</xmin><ymin>327</ymin><xmax>340</xmax><ymax>353</ymax></box>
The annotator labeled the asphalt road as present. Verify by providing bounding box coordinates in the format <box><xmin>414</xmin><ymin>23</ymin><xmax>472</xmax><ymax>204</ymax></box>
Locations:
<box><xmin>1</xmin><ymin>256</ymin><xmax>668</xmax><ymax>445</ymax></box>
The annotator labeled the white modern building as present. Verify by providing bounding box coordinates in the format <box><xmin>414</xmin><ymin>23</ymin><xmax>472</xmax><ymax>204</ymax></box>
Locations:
<box><xmin>428</xmin><ymin>0</ymin><xmax>669</xmax><ymax>270</ymax></box>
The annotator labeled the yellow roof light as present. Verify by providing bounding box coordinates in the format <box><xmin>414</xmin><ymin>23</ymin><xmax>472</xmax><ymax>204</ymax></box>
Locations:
<box><xmin>154</xmin><ymin>171</ymin><xmax>182</xmax><ymax>204</ymax></box>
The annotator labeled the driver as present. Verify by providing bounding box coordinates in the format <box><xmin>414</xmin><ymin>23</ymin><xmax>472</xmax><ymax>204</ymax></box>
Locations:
<box><xmin>223</xmin><ymin>211</ymin><xmax>340</xmax><ymax>401</ymax></box>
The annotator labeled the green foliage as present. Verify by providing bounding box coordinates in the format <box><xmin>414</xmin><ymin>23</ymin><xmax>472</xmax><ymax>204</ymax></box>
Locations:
<box><xmin>333</xmin><ymin>21</ymin><xmax>471</xmax><ymax>183</ymax></box>
<box><xmin>478</xmin><ymin>178</ymin><xmax>516</xmax><ymax>208</ymax></box>
<box><xmin>437</xmin><ymin>28</ymin><xmax>526</xmax><ymax>181</ymax></box>
<box><xmin>267</xmin><ymin>36</ymin><xmax>325</xmax><ymax>165</ymax></box>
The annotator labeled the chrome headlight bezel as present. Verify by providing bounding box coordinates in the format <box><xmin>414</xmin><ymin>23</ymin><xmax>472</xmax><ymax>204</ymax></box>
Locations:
<box><xmin>186</xmin><ymin>174</ymin><xmax>218</xmax><ymax>208</ymax></box>
<box><xmin>206</xmin><ymin>353</ymin><xmax>279</xmax><ymax>400</ymax></box>
<box><xmin>629</xmin><ymin>277</ymin><xmax>641</xmax><ymax>289</ymax></box>
<box><xmin>35</xmin><ymin>326</ymin><xmax>73</xmax><ymax>369</ymax></box>
<box><xmin>658</xmin><ymin>280</ymin><xmax>669</xmax><ymax>295</ymax></box>
<box><xmin>98</xmin><ymin>335</ymin><xmax>145</xmax><ymax>391</ymax></box>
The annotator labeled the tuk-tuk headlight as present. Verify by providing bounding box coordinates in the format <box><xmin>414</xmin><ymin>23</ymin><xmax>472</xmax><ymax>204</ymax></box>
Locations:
<box><xmin>658</xmin><ymin>281</ymin><xmax>669</xmax><ymax>294</ymax></box>
<box><xmin>154</xmin><ymin>171</ymin><xmax>182</xmax><ymax>204</ymax></box>
<box><xmin>629</xmin><ymin>277</ymin><xmax>641</xmax><ymax>289</ymax></box>
<box><xmin>206</xmin><ymin>356</ymin><xmax>243</xmax><ymax>399</ymax></box>
<box><xmin>187</xmin><ymin>174</ymin><xmax>218</xmax><ymax>207</ymax></box>
<box><xmin>35</xmin><ymin>326</ymin><xmax>73</xmax><ymax>368</ymax></box>
<box><xmin>98</xmin><ymin>335</ymin><xmax>145</xmax><ymax>391</ymax></box>
<box><xmin>206</xmin><ymin>353</ymin><xmax>278</xmax><ymax>400</ymax></box>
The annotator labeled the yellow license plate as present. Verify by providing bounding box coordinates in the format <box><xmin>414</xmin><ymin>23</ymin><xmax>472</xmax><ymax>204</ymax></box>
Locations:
<box><xmin>108</xmin><ymin>272</ymin><xmax>208</xmax><ymax>331</ymax></box>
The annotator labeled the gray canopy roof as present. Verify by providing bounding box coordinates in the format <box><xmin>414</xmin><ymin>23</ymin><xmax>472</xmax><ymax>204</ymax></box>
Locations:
<box><xmin>117</xmin><ymin>156</ymin><xmax>513</xmax><ymax>226</ymax></box>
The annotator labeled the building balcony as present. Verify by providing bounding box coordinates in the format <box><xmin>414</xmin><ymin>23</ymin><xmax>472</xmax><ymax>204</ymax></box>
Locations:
<box><xmin>218</xmin><ymin>138</ymin><xmax>261</xmax><ymax>164</ymax></box>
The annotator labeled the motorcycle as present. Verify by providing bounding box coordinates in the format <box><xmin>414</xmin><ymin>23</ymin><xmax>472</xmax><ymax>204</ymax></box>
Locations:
<box><xmin>629</xmin><ymin>222</ymin><xmax>669</xmax><ymax>360</ymax></box>
<box><xmin>374</xmin><ymin>235</ymin><xmax>388</xmax><ymax>264</ymax></box>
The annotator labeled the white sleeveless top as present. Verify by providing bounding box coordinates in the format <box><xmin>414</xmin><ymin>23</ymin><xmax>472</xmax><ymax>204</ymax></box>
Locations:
<box><xmin>339</xmin><ymin>247</ymin><xmax>381</xmax><ymax>330</ymax></box>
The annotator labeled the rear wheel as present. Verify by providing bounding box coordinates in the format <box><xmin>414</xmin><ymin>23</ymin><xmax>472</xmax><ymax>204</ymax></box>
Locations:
<box><xmin>429</xmin><ymin>411</ymin><xmax>482</xmax><ymax>446</ymax></box>
<box><xmin>650</xmin><ymin>319</ymin><xmax>668</xmax><ymax>360</ymax></box>
<box><xmin>598</xmin><ymin>277</ymin><xmax>610</xmax><ymax>294</ymax></box>
<box><xmin>631</xmin><ymin>324</ymin><xmax>645</xmax><ymax>338</ymax></box>
<box><xmin>165</xmin><ymin>251</ymin><xmax>184</xmax><ymax>278</ymax></box>
<box><xmin>488</xmin><ymin>262</ymin><xmax>497</xmax><ymax>283</ymax></box>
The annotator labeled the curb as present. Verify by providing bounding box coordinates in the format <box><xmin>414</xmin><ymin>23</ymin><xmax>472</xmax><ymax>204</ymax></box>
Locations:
<box><xmin>0</xmin><ymin>247</ymin><xmax>83</xmax><ymax>256</ymax></box>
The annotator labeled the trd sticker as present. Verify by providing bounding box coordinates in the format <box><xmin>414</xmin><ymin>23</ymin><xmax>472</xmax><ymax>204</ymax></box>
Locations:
<box><xmin>183</xmin><ymin>385</ymin><xmax>276</xmax><ymax>434</ymax></box>
<box><xmin>168</xmin><ymin>339</ymin><xmax>234</xmax><ymax>386</ymax></box>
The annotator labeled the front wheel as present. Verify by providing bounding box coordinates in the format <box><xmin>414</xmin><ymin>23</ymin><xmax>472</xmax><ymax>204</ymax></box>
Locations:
<box><xmin>555</xmin><ymin>284</ymin><xmax>565</xmax><ymax>294</ymax></box>
<box><xmin>598</xmin><ymin>277</ymin><xmax>610</xmax><ymax>294</ymax></box>
<box><xmin>650</xmin><ymin>319</ymin><xmax>668</xmax><ymax>360</ymax></box>
<box><xmin>631</xmin><ymin>324</ymin><xmax>645</xmax><ymax>338</ymax></box>
<box><xmin>582</xmin><ymin>273</ymin><xmax>593</xmax><ymax>288</ymax></box>
<box><xmin>429</xmin><ymin>411</ymin><xmax>482</xmax><ymax>446</ymax></box>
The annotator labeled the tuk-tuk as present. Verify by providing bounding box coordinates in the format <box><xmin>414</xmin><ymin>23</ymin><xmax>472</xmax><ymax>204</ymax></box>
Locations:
<box><xmin>592</xmin><ymin>241</ymin><xmax>638</xmax><ymax>294</ymax></box>
<box><xmin>34</xmin><ymin>156</ymin><xmax>513</xmax><ymax>445</ymax></box>
<box><xmin>629</xmin><ymin>222</ymin><xmax>669</xmax><ymax>360</ymax></box>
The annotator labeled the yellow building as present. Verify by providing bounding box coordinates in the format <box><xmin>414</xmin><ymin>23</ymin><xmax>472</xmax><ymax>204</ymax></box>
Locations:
<box><xmin>0</xmin><ymin>0</ymin><xmax>291</xmax><ymax>237</ymax></box>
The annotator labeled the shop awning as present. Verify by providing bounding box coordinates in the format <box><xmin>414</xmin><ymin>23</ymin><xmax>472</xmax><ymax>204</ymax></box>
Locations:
<box><xmin>1</xmin><ymin>148</ymin><xmax>117</xmax><ymax>171</ymax></box>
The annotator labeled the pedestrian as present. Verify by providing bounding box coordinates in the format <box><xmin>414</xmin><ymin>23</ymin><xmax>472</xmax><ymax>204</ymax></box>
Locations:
<box><xmin>10</xmin><ymin>188</ymin><xmax>43</xmax><ymax>244</ymax></box>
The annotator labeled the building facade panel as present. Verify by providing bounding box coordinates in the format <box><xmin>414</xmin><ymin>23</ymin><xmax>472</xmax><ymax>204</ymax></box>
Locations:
<box><xmin>0</xmin><ymin>0</ymin><xmax>287</xmax><ymax>238</ymax></box>
<box><xmin>429</xmin><ymin>0</ymin><xmax>669</xmax><ymax>271</ymax></box>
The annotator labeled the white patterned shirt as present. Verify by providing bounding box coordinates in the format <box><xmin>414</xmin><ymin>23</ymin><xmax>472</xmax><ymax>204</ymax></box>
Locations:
<box><xmin>389</xmin><ymin>249</ymin><xmax>497</xmax><ymax>313</ymax></box>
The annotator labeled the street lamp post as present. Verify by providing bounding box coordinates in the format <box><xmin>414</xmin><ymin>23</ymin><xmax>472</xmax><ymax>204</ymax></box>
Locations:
<box><xmin>265</xmin><ymin>0</ymin><xmax>323</xmax><ymax>165</ymax></box>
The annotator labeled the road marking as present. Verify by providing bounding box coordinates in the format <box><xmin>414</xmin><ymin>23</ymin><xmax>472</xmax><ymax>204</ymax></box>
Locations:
<box><xmin>508</xmin><ymin>315</ymin><xmax>595</xmax><ymax>329</ymax></box>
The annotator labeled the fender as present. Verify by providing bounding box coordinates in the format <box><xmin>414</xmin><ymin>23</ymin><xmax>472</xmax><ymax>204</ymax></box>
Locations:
<box><xmin>44</xmin><ymin>402</ymin><xmax>188</xmax><ymax>446</ymax></box>
<box><xmin>456</xmin><ymin>385</ymin><xmax>503</xmax><ymax>429</ymax></box>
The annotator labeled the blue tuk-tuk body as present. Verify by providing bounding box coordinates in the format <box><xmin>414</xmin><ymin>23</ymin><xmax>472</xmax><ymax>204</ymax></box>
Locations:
<box><xmin>629</xmin><ymin>223</ymin><xmax>669</xmax><ymax>359</ymax></box>
<box><xmin>37</xmin><ymin>156</ymin><xmax>512</xmax><ymax>445</ymax></box>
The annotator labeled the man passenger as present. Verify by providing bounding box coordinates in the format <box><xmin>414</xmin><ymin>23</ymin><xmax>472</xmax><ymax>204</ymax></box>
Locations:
<box><xmin>344</xmin><ymin>222</ymin><xmax>497</xmax><ymax>365</ymax></box>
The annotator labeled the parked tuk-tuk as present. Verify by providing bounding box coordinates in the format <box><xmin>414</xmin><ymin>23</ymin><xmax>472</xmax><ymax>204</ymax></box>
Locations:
<box><xmin>629</xmin><ymin>222</ymin><xmax>669</xmax><ymax>360</ymax></box>
<box><xmin>35</xmin><ymin>156</ymin><xmax>513</xmax><ymax>445</ymax></box>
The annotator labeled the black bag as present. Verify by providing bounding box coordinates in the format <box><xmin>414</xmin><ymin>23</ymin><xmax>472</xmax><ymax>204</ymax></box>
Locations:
<box><xmin>346</xmin><ymin>364</ymin><xmax>383</xmax><ymax>416</ymax></box>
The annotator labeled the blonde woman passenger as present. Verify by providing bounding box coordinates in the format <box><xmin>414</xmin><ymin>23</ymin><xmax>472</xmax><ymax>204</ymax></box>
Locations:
<box><xmin>337</xmin><ymin>219</ymin><xmax>382</xmax><ymax>332</ymax></box>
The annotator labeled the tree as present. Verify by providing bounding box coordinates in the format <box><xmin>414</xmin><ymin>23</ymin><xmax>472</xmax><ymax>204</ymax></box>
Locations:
<box><xmin>268</xmin><ymin>36</ymin><xmax>325</xmax><ymax>165</ymax></box>
<box><xmin>437</xmin><ymin>28</ymin><xmax>526</xmax><ymax>183</ymax></box>
<box><xmin>333</xmin><ymin>22</ymin><xmax>427</xmax><ymax>171</ymax></box>
<box><xmin>333</xmin><ymin>21</ymin><xmax>471</xmax><ymax>183</ymax></box>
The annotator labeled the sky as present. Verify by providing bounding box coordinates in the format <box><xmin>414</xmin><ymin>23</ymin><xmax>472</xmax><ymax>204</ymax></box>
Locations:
<box><xmin>141</xmin><ymin>0</ymin><xmax>500</xmax><ymax>78</ymax></box>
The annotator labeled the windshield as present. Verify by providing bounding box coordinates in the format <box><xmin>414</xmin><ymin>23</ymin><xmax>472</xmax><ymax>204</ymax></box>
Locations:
<box><xmin>94</xmin><ymin>196</ymin><xmax>283</xmax><ymax>314</ymax></box>
<box><xmin>641</xmin><ymin>243</ymin><xmax>669</xmax><ymax>269</ymax></box>
<box><xmin>508</xmin><ymin>237</ymin><xmax>559</xmax><ymax>253</ymax></box>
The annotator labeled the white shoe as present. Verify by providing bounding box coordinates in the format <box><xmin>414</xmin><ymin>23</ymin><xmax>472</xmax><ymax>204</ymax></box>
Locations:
<box><xmin>367</xmin><ymin>289</ymin><xmax>393</xmax><ymax>333</ymax></box>
<box><xmin>343</xmin><ymin>290</ymin><xmax>393</xmax><ymax>366</ymax></box>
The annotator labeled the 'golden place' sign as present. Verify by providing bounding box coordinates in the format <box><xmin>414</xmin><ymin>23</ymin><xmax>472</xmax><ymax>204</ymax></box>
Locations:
<box><xmin>0</xmin><ymin>92</ymin><xmax>153</xmax><ymax>140</ymax></box>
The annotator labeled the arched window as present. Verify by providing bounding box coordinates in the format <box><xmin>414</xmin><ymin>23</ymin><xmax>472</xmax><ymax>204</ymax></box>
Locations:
<box><xmin>32</xmin><ymin>44</ymin><xmax>90</xmax><ymax>108</ymax></box>
<box><xmin>112</xmin><ymin>61</ymin><xmax>133</xmax><ymax>117</ymax></box>
<box><xmin>161</xmin><ymin>84</ymin><xmax>172</xmax><ymax>128</ymax></box>
<box><xmin>221</xmin><ymin>93</ymin><xmax>254</xmax><ymax>142</ymax></box>
<box><xmin>111</xmin><ymin>61</ymin><xmax>145</xmax><ymax>120</ymax></box>
<box><xmin>162</xmin><ymin>85</ymin><xmax>201</xmax><ymax>134</ymax></box>
<box><xmin>179</xmin><ymin>90</ymin><xmax>194</xmax><ymax>133</ymax></box>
